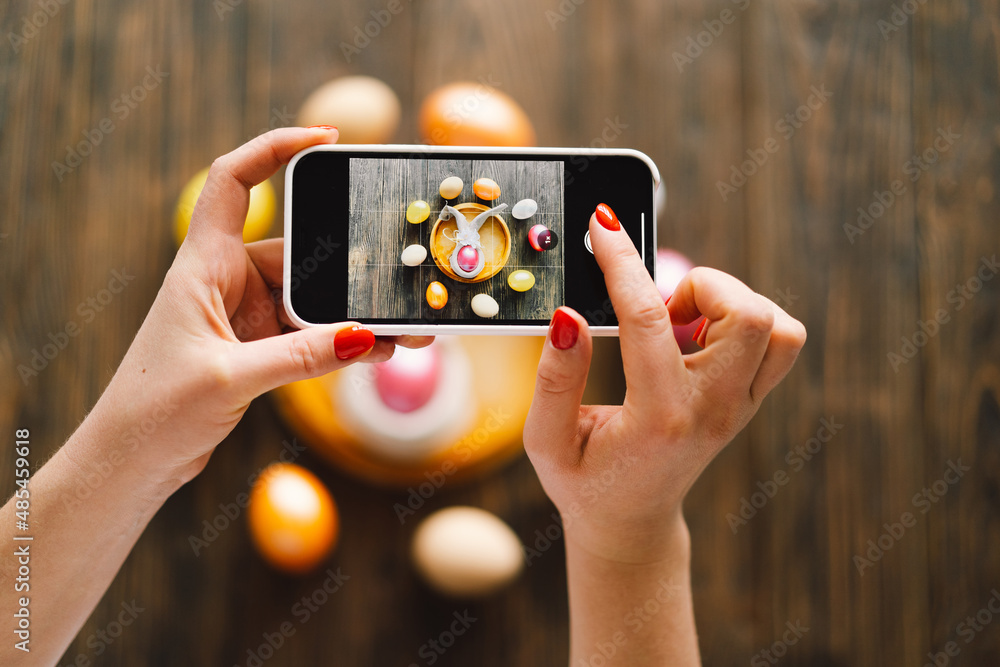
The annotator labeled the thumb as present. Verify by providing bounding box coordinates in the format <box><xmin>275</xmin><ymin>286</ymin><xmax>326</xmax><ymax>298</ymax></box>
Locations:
<box><xmin>229</xmin><ymin>323</ymin><xmax>384</xmax><ymax>399</ymax></box>
<box><xmin>524</xmin><ymin>307</ymin><xmax>593</xmax><ymax>469</ymax></box>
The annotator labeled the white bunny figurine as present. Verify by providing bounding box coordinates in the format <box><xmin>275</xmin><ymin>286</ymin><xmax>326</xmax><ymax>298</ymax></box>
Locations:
<box><xmin>440</xmin><ymin>203</ymin><xmax>507</xmax><ymax>279</ymax></box>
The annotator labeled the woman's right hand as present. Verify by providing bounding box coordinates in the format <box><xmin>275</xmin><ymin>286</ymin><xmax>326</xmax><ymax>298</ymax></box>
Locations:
<box><xmin>523</xmin><ymin>204</ymin><xmax>807</xmax><ymax>565</ymax></box>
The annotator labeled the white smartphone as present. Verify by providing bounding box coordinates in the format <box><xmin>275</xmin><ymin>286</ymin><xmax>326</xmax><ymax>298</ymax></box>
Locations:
<box><xmin>283</xmin><ymin>144</ymin><xmax>659</xmax><ymax>336</ymax></box>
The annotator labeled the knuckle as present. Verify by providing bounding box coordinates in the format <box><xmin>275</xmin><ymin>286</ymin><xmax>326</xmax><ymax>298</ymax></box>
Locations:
<box><xmin>534</xmin><ymin>364</ymin><xmax>579</xmax><ymax>398</ymax></box>
<box><xmin>784</xmin><ymin>319</ymin><xmax>808</xmax><ymax>350</ymax></box>
<box><xmin>287</xmin><ymin>336</ymin><xmax>325</xmax><ymax>376</ymax></box>
<box><xmin>622</xmin><ymin>296</ymin><xmax>672</xmax><ymax>334</ymax></box>
<box><xmin>199</xmin><ymin>353</ymin><xmax>236</xmax><ymax>393</ymax></box>
<box><xmin>736</xmin><ymin>300</ymin><xmax>775</xmax><ymax>338</ymax></box>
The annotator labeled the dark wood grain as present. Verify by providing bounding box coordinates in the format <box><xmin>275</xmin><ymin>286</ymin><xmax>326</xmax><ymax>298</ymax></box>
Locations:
<box><xmin>1</xmin><ymin>0</ymin><xmax>999</xmax><ymax>665</ymax></box>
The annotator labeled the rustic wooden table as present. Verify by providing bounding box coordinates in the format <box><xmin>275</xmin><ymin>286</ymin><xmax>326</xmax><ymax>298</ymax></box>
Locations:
<box><xmin>2</xmin><ymin>0</ymin><xmax>999</xmax><ymax>665</ymax></box>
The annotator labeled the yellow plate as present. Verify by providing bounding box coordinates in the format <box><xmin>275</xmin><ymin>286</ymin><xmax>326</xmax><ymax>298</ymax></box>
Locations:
<box><xmin>430</xmin><ymin>202</ymin><xmax>511</xmax><ymax>283</ymax></box>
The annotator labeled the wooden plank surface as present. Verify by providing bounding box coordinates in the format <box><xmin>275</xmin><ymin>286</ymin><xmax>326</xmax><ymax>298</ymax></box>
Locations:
<box><xmin>347</xmin><ymin>157</ymin><xmax>563</xmax><ymax>320</ymax></box>
<box><xmin>1</xmin><ymin>0</ymin><xmax>999</xmax><ymax>665</ymax></box>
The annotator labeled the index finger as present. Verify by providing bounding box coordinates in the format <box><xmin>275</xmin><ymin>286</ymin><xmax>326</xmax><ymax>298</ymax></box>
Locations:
<box><xmin>588</xmin><ymin>207</ymin><xmax>687</xmax><ymax>414</ymax></box>
<box><xmin>188</xmin><ymin>126</ymin><xmax>339</xmax><ymax>243</ymax></box>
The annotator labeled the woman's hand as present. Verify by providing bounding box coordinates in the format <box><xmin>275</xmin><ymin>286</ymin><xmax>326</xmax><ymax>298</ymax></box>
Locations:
<box><xmin>523</xmin><ymin>203</ymin><xmax>805</xmax><ymax>665</ymax></box>
<box><xmin>525</xmin><ymin>204</ymin><xmax>805</xmax><ymax>563</ymax></box>
<box><xmin>0</xmin><ymin>128</ymin><xmax>433</xmax><ymax>666</ymax></box>
<box><xmin>88</xmin><ymin>127</ymin><xmax>431</xmax><ymax>490</ymax></box>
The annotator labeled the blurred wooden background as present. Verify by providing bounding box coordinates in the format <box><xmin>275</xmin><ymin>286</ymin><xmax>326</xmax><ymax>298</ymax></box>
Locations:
<box><xmin>2</xmin><ymin>0</ymin><xmax>999</xmax><ymax>664</ymax></box>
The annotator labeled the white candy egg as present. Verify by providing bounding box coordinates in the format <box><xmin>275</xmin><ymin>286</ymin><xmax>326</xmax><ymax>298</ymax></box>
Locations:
<box><xmin>411</xmin><ymin>507</ymin><xmax>524</xmax><ymax>597</ymax></box>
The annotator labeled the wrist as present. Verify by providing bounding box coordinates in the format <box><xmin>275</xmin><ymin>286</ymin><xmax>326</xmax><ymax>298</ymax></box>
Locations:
<box><xmin>563</xmin><ymin>507</ymin><xmax>691</xmax><ymax>566</ymax></box>
<box><xmin>66</xmin><ymin>394</ymin><xmax>190</xmax><ymax>504</ymax></box>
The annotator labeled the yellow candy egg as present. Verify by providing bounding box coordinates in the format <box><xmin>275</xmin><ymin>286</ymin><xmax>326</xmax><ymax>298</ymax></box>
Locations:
<box><xmin>439</xmin><ymin>176</ymin><xmax>464</xmax><ymax>199</ymax></box>
<box><xmin>175</xmin><ymin>167</ymin><xmax>275</xmax><ymax>246</ymax></box>
<box><xmin>426</xmin><ymin>281</ymin><xmax>448</xmax><ymax>309</ymax></box>
<box><xmin>406</xmin><ymin>200</ymin><xmax>431</xmax><ymax>224</ymax></box>
<box><xmin>507</xmin><ymin>270</ymin><xmax>535</xmax><ymax>292</ymax></box>
<box><xmin>473</xmin><ymin>178</ymin><xmax>501</xmax><ymax>201</ymax></box>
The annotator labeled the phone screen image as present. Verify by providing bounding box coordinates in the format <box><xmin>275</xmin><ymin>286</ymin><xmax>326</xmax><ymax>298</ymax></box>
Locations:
<box><xmin>286</xmin><ymin>146</ymin><xmax>657</xmax><ymax>332</ymax></box>
<box><xmin>346</xmin><ymin>157</ymin><xmax>564</xmax><ymax>322</ymax></box>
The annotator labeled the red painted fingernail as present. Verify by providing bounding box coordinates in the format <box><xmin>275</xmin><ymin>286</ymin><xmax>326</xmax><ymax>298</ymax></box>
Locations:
<box><xmin>692</xmin><ymin>318</ymin><xmax>707</xmax><ymax>344</ymax></box>
<box><xmin>335</xmin><ymin>325</ymin><xmax>375</xmax><ymax>360</ymax></box>
<box><xmin>307</xmin><ymin>125</ymin><xmax>337</xmax><ymax>130</ymax></box>
<box><xmin>550</xmin><ymin>308</ymin><xmax>579</xmax><ymax>350</ymax></box>
<box><xmin>665</xmin><ymin>295</ymin><xmax>672</xmax><ymax>306</ymax></box>
<box><xmin>595</xmin><ymin>203</ymin><xmax>620</xmax><ymax>231</ymax></box>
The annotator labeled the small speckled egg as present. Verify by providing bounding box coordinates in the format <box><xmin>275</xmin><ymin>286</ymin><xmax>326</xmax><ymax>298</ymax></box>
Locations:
<box><xmin>511</xmin><ymin>198</ymin><xmax>537</xmax><ymax>220</ymax></box>
<box><xmin>473</xmin><ymin>178</ymin><xmax>501</xmax><ymax>201</ymax></box>
<box><xmin>507</xmin><ymin>270</ymin><xmax>535</xmax><ymax>292</ymax></box>
<box><xmin>426</xmin><ymin>281</ymin><xmax>448</xmax><ymax>309</ymax></box>
<box><xmin>410</xmin><ymin>507</ymin><xmax>524</xmax><ymax>597</ymax></box>
<box><xmin>401</xmin><ymin>244</ymin><xmax>428</xmax><ymax>266</ymax></box>
<box><xmin>406</xmin><ymin>200</ymin><xmax>431</xmax><ymax>224</ymax></box>
<box><xmin>471</xmin><ymin>294</ymin><xmax>499</xmax><ymax>318</ymax></box>
<box><xmin>528</xmin><ymin>224</ymin><xmax>558</xmax><ymax>252</ymax></box>
<box><xmin>439</xmin><ymin>176</ymin><xmax>464</xmax><ymax>199</ymax></box>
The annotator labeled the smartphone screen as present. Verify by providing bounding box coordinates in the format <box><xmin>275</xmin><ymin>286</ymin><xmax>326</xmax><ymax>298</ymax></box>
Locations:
<box><xmin>286</xmin><ymin>146</ymin><xmax>657</xmax><ymax>334</ymax></box>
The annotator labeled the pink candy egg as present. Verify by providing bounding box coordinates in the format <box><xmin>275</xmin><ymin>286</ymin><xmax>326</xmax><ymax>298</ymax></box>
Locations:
<box><xmin>457</xmin><ymin>245</ymin><xmax>480</xmax><ymax>272</ymax></box>
<box><xmin>374</xmin><ymin>345</ymin><xmax>441</xmax><ymax>413</ymax></box>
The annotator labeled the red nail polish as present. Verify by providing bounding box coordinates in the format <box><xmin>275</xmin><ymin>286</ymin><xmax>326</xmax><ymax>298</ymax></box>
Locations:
<box><xmin>595</xmin><ymin>203</ymin><xmax>620</xmax><ymax>231</ymax></box>
<box><xmin>550</xmin><ymin>308</ymin><xmax>579</xmax><ymax>350</ymax></box>
<box><xmin>665</xmin><ymin>295</ymin><xmax>672</xmax><ymax>306</ymax></box>
<box><xmin>692</xmin><ymin>318</ymin><xmax>707</xmax><ymax>343</ymax></box>
<box><xmin>307</xmin><ymin>125</ymin><xmax>337</xmax><ymax>130</ymax></box>
<box><xmin>335</xmin><ymin>325</ymin><xmax>375</xmax><ymax>360</ymax></box>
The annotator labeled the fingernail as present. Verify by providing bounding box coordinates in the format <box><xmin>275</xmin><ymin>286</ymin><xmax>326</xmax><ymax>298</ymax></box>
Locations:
<box><xmin>692</xmin><ymin>318</ymin><xmax>707</xmax><ymax>344</ymax></box>
<box><xmin>335</xmin><ymin>325</ymin><xmax>375</xmax><ymax>360</ymax></box>
<box><xmin>550</xmin><ymin>308</ymin><xmax>579</xmax><ymax>350</ymax></box>
<box><xmin>307</xmin><ymin>125</ymin><xmax>337</xmax><ymax>130</ymax></box>
<box><xmin>664</xmin><ymin>295</ymin><xmax>672</xmax><ymax>306</ymax></box>
<box><xmin>595</xmin><ymin>203</ymin><xmax>620</xmax><ymax>231</ymax></box>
